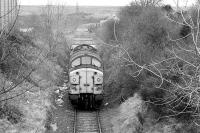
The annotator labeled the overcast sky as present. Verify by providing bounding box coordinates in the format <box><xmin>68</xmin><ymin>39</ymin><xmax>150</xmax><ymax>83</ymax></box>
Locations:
<box><xmin>19</xmin><ymin>0</ymin><xmax>196</xmax><ymax>6</ymax></box>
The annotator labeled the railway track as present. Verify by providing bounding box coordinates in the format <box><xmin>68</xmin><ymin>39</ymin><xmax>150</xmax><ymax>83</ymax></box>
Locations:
<box><xmin>73</xmin><ymin>109</ymin><xmax>102</xmax><ymax>133</ymax></box>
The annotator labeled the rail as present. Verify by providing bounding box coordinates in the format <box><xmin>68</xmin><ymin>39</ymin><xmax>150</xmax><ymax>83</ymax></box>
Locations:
<box><xmin>73</xmin><ymin>109</ymin><xmax>102</xmax><ymax>133</ymax></box>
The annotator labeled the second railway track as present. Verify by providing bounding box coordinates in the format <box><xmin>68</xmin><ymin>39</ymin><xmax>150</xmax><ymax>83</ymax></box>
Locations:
<box><xmin>73</xmin><ymin>109</ymin><xmax>102</xmax><ymax>133</ymax></box>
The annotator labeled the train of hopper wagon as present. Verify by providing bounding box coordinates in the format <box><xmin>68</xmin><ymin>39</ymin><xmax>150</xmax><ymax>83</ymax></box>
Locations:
<box><xmin>68</xmin><ymin>38</ymin><xmax>103</xmax><ymax>109</ymax></box>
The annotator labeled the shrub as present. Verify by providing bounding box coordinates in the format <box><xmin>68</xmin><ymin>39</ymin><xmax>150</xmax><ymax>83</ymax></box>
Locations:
<box><xmin>0</xmin><ymin>104</ymin><xmax>23</xmax><ymax>124</ymax></box>
<box><xmin>95</xmin><ymin>19</ymin><xmax>115</xmax><ymax>42</ymax></box>
<box><xmin>98</xmin><ymin>3</ymin><xmax>200</xmax><ymax>129</ymax></box>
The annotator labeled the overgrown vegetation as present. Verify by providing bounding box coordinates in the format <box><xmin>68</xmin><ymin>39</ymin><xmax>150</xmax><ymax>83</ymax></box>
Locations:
<box><xmin>0</xmin><ymin>30</ymin><xmax>54</xmax><ymax>132</ymax></box>
<box><xmin>95</xmin><ymin>0</ymin><xmax>200</xmax><ymax>132</ymax></box>
<box><xmin>3</xmin><ymin>1</ymin><xmax>200</xmax><ymax>132</ymax></box>
<box><xmin>0</xmin><ymin>4</ymin><xmax>72</xmax><ymax>133</ymax></box>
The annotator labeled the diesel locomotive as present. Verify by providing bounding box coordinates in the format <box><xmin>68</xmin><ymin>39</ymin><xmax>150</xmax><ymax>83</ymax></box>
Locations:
<box><xmin>68</xmin><ymin>44</ymin><xmax>103</xmax><ymax>108</ymax></box>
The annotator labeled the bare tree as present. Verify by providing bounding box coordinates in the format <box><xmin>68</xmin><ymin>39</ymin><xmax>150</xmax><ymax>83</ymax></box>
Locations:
<box><xmin>0</xmin><ymin>2</ymin><xmax>52</xmax><ymax>104</ymax></box>
<box><xmin>41</xmin><ymin>4</ymin><xmax>67</xmax><ymax>54</ymax></box>
<box><xmin>133</xmin><ymin>0</ymin><xmax>163</xmax><ymax>6</ymax></box>
<box><xmin>41</xmin><ymin>4</ymin><xmax>54</xmax><ymax>52</ymax></box>
<box><xmin>98</xmin><ymin>0</ymin><xmax>200</xmax><ymax>125</ymax></box>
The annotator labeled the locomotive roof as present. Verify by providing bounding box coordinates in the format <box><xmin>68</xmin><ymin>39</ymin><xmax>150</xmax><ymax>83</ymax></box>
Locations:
<box><xmin>73</xmin><ymin>38</ymin><xmax>95</xmax><ymax>45</ymax></box>
<box><xmin>70</xmin><ymin>44</ymin><xmax>98</xmax><ymax>54</ymax></box>
<box><xmin>70</xmin><ymin>51</ymin><xmax>101</xmax><ymax>61</ymax></box>
<box><xmin>70</xmin><ymin>44</ymin><xmax>101</xmax><ymax>61</ymax></box>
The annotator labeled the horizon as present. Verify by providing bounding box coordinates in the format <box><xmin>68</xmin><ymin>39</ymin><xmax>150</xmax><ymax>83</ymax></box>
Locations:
<box><xmin>20</xmin><ymin>5</ymin><xmax>123</xmax><ymax>7</ymax></box>
<box><xmin>19</xmin><ymin>0</ymin><xmax>196</xmax><ymax>7</ymax></box>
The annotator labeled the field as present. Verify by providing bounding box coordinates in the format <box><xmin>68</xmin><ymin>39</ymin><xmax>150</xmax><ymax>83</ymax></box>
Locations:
<box><xmin>19</xmin><ymin>5</ymin><xmax>121</xmax><ymax>17</ymax></box>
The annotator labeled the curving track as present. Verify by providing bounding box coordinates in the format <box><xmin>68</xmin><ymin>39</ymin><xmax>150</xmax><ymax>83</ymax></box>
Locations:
<box><xmin>73</xmin><ymin>109</ymin><xmax>102</xmax><ymax>133</ymax></box>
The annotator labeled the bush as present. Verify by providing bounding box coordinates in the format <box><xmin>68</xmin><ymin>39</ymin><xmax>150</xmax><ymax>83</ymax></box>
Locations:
<box><xmin>111</xmin><ymin>93</ymin><xmax>145</xmax><ymax>133</ymax></box>
<box><xmin>0</xmin><ymin>104</ymin><xmax>23</xmax><ymax>124</ymax></box>
<box><xmin>117</xmin><ymin>6</ymin><xmax>171</xmax><ymax>64</ymax></box>
<box><xmin>0</xmin><ymin>30</ymin><xmax>38</xmax><ymax>82</ymax></box>
<box><xmin>95</xmin><ymin>19</ymin><xmax>115</xmax><ymax>42</ymax></box>
<box><xmin>97</xmin><ymin>3</ymin><xmax>200</xmax><ymax>130</ymax></box>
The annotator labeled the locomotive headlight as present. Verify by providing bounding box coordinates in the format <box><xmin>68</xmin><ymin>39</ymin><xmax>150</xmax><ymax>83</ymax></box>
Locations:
<box><xmin>97</xmin><ymin>78</ymin><xmax>101</xmax><ymax>82</ymax></box>
<box><xmin>72</xmin><ymin>78</ymin><xmax>76</xmax><ymax>82</ymax></box>
<box><xmin>94</xmin><ymin>75</ymin><xmax>103</xmax><ymax>85</ymax></box>
<box><xmin>70</xmin><ymin>75</ymin><xmax>79</xmax><ymax>85</ymax></box>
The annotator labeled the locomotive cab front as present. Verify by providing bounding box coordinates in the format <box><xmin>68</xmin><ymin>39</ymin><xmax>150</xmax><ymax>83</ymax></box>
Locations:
<box><xmin>68</xmin><ymin>44</ymin><xmax>103</xmax><ymax>108</ymax></box>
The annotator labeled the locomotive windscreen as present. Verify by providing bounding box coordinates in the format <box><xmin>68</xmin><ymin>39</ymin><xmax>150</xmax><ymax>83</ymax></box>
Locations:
<box><xmin>71</xmin><ymin>56</ymin><xmax>102</xmax><ymax>68</ymax></box>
